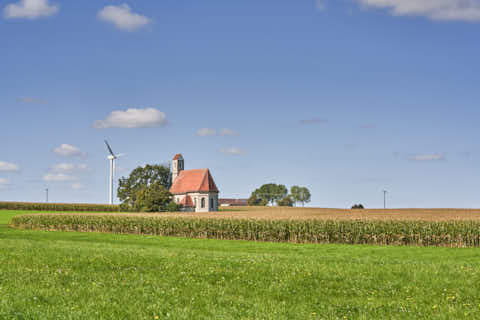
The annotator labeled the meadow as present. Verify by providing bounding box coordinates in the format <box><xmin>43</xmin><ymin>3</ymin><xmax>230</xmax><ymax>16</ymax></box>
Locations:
<box><xmin>3</xmin><ymin>208</ymin><xmax>480</xmax><ymax>319</ymax></box>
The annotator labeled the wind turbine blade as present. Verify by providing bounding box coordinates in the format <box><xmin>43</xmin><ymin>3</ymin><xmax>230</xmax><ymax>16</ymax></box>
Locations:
<box><xmin>104</xmin><ymin>140</ymin><xmax>115</xmax><ymax>157</ymax></box>
<box><xmin>116</xmin><ymin>153</ymin><xmax>126</xmax><ymax>158</ymax></box>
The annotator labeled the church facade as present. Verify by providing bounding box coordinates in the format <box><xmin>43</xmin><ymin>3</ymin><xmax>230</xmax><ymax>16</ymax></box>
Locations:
<box><xmin>169</xmin><ymin>154</ymin><xmax>219</xmax><ymax>212</ymax></box>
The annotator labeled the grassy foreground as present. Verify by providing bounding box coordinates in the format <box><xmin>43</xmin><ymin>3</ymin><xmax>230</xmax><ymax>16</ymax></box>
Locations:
<box><xmin>0</xmin><ymin>212</ymin><xmax>480</xmax><ymax>318</ymax></box>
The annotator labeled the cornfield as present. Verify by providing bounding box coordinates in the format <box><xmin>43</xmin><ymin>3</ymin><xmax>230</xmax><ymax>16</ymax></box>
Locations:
<box><xmin>0</xmin><ymin>201</ymin><xmax>121</xmax><ymax>212</ymax></box>
<box><xmin>10</xmin><ymin>213</ymin><xmax>480</xmax><ymax>247</ymax></box>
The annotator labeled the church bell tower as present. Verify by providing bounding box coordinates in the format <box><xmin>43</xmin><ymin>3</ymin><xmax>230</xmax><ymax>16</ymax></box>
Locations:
<box><xmin>172</xmin><ymin>154</ymin><xmax>184</xmax><ymax>182</ymax></box>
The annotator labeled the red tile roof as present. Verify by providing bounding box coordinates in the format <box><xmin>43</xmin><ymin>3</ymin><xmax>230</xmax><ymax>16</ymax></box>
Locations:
<box><xmin>219</xmin><ymin>199</ymin><xmax>248</xmax><ymax>206</ymax></box>
<box><xmin>170</xmin><ymin>169</ymin><xmax>219</xmax><ymax>194</ymax></box>
<box><xmin>173</xmin><ymin>153</ymin><xmax>183</xmax><ymax>160</ymax></box>
<box><xmin>179</xmin><ymin>195</ymin><xmax>194</xmax><ymax>207</ymax></box>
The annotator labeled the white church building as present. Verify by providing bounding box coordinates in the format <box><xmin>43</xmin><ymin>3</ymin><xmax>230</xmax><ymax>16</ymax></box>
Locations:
<box><xmin>169</xmin><ymin>154</ymin><xmax>219</xmax><ymax>212</ymax></box>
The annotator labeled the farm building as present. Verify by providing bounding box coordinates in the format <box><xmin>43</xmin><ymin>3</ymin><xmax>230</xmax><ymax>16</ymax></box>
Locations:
<box><xmin>169</xmin><ymin>154</ymin><xmax>219</xmax><ymax>212</ymax></box>
<box><xmin>219</xmin><ymin>199</ymin><xmax>248</xmax><ymax>207</ymax></box>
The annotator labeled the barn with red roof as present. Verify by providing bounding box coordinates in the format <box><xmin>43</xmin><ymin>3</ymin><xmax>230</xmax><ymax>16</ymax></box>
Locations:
<box><xmin>169</xmin><ymin>154</ymin><xmax>219</xmax><ymax>212</ymax></box>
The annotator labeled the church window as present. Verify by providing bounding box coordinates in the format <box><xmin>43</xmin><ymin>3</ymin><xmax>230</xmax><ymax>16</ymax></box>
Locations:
<box><xmin>201</xmin><ymin>198</ymin><xmax>205</xmax><ymax>208</ymax></box>
<box><xmin>210</xmin><ymin>198</ymin><xmax>213</xmax><ymax>209</ymax></box>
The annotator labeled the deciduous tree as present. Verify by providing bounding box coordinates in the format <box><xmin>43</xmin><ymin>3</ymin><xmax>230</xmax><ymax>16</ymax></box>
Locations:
<box><xmin>135</xmin><ymin>182</ymin><xmax>176</xmax><ymax>212</ymax></box>
<box><xmin>291</xmin><ymin>186</ymin><xmax>311</xmax><ymax>207</ymax></box>
<box><xmin>277</xmin><ymin>195</ymin><xmax>294</xmax><ymax>207</ymax></box>
<box><xmin>117</xmin><ymin>164</ymin><xmax>171</xmax><ymax>210</ymax></box>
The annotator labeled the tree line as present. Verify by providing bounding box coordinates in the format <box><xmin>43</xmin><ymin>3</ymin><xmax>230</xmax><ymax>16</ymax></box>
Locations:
<box><xmin>117</xmin><ymin>165</ymin><xmax>313</xmax><ymax>211</ymax></box>
<box><xmin>247</xmin><ymin>184</ymin><xmax>311</xmax><ymax>207</ymax></box>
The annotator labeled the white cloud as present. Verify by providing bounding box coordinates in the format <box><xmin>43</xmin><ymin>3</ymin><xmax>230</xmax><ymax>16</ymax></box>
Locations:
<box><xmin>408</xmin><ymin>153</ymin><xmax>445</xmax><ymax>161</ymax></box>
<box><xmin>43</xmin><ymin>173</ymin><xmax>75</xmax><ymax>182</ymax></box>
<box><xmin>51</xmin><ymin>163</ymin><xmax>89</xmax><ymax>173</ymax></box>
<box><xmin>4</xmin><ymin>0</ymin><xmax>58</xmax><ymax>19</ymax></box>
<box><xmin>357</xmin><ymin>0</ymin><xmax>480</xmax><ymax>22</ymax></box>
<box><xmin>219</xmin><ymin>128</ymin><xmax>239</xmax><ymax>136</ymax></box>
<box><xmin>71</xmin><ymin>183</ymin><xmax>85</xmax><ymax>190</ymax></box>
<box><xmin>0</xmin><ymin>161</ymin><xmax>19</xmax><ymax>172</ymax></box>
<box><xmin>97</xmin><ymin>4</ymin><xmax>151</xmax><ymax>31</ymax></box>
<box><xmin>77</xmin><ymin>164</ymin><xmax>89</xmax><ymax>171</ymax></box>
<box><xmin>93</xmin><ymin>108</ymin><xmax>167</xmax><ymax>129</ymax></box>
<box><xmin>0</xmin><ymin>178</ymin><xmax>10</xmax><ymax>188</ymax></box>
<box><xmin>196</xmin><ymin>128</ymin><xmax>217</xmax><ymax>137</ymax></box>
<box><xmin>220</xmin><ymin>147</ymin><xmax>246</xmax><ymax>155</ymax></box>
<box><xmin>196</xmin><ymin>128</ymin><xmax>239</xmax><ymax>137</ymax></box>
<box><xmin>53</xmin><ymin>144</ymin><xmax>84</xmax><ymax>157</ymax></box>
<box><xmin>316</xmin><ymin>0</ymin><xmax>327</xmax><ymax>11</ymax></box>
<box><xmin>52</xmin><ymin>163</ymin><xmax>74</xmax><ymax>172</ymax></box>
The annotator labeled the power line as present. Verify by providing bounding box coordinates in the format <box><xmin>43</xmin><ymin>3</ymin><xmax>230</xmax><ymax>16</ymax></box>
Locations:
<box><xmin>383</xmin><ymin>190</ymin><xmax>387</xmax><ymax>209</ymax></box>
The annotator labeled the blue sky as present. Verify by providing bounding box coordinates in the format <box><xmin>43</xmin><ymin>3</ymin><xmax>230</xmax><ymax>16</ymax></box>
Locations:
<box><xmin>1</xmin><ymin>0</ymin><xmax>480</xmax><ymax>208</ymax></box>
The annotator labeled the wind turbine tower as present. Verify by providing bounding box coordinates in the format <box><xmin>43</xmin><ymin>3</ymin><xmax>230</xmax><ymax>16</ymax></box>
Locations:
<box><xmin>383</xmin><ymin>190</ymin><xmax>387</xmax><ymax>209</ymax></box>
<box><xmin>104</xmin><ymin>140</ymin><xmax>124</xmax><ymax>205</ymax></box>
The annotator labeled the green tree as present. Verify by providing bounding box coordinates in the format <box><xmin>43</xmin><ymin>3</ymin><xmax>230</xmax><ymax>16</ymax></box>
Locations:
<box><xmin>247</xmin><ymin>191</ymin><xmax>268</xmax><ymax>206</ymax></box>
<box><xmin>297</xmin><ymin>187</ymin><xmax>311</xmax><ymax>207</ymax></box>
<box><xmin>290</xmin><ymin>186</ymin><xmax>301</xmax><ymax>206</ymax></box>
<box><xmin>254</xmin><ymin>184</ymin><xmax>288</xmax><ymax>206</ymax></box>
<box><xmin>277</xmin><ymin>195</ymin><xmax>294</xmax><ymax>207</ymax></box>
<box><xmin>291</xmin><ymin>186</ymin><xmax>311</xmax><ymax>207</ymax></box>
<box><xmin>117</xmin><ymin>164</ymin><xmax>171</xmax><ymax>210</ymax></box>
<box><xmin>166</xmin><ymin>201</ymin><xmax>181</xmax><ymax>212</ymax></box>
<box><xmin>134</xmin><ymin>182</ymin><xmax>176</xmax><ymax>212</ymax></box>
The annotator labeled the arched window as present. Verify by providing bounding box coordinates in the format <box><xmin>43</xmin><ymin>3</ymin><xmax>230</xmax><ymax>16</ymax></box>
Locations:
<box><xmin>210</xmin><ymin>198</ymin><xmax>214</xmax><ymax>209</ymax></box>
<box><xmin>201</xmin><ymin>198</ymin><xmax>205</xmax><ymax>208</ymax></box>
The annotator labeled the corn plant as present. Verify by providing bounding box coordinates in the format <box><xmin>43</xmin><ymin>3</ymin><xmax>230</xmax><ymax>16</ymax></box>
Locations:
<box><xmin>10</xmin><ymin>214</ymin><xmax>480</xmax><ymax>247</ymax></box>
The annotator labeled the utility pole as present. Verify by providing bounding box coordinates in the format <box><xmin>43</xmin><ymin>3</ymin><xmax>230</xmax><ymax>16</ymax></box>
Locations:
<box><xmin>383</xmin><ymin>190</ymin><xmax>387</xmax><ymax>209</ymax></box>
<box><xmin>46</xmin><ymin>188</ymin><xmax>49</xmax><ymax>203</ymax></box>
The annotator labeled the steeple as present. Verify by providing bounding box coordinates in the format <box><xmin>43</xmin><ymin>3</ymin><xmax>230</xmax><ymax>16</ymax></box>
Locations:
<box><xmin>172</xmin><ymin>153</ymin><xmax>184</xmax><ymax>182</ymax></box>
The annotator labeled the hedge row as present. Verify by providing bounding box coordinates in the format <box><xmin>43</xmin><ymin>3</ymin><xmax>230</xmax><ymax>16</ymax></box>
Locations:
<box><xmin>10</xmin><ymin>214</ymin><xmax>480</xmax><ymax>247</ymax></box>
<box><xmin>0</xmin><ymin>201</ymin><xmax>121</xmax><ymax>212</ymax></box>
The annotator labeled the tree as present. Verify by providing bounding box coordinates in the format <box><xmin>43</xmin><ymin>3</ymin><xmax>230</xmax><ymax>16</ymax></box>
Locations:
<box><xmin>247</xmin><ymin>191</ymin><xmax>268</xmax><ymax>206</ymax></box>
<box><xmin>290</xmin><ymin>186</ymin><xmax>301</xmax><ymax>206</ymax></box>
<box><xmin>117</xmin><ymin>164</ymin><xmax>171</xmax><ymax>210</ymax></box>
<box><xmin>291</xmin><ymin>186</ymin><xmax>311</xmax><ymax>207</ymax></box>
<box><xmin>135</xmin><ymin>182</ymin><xmax>176</xmax><ymax>212</ymax></box>
<box><xmin>277</xmin><ymin>195</ymin><xmax>294</xmax><ymax>207</ymax></box>
<box><xmin>351</xmin><ymin>204</ymin><xmax>364</xmax><ymax>209</ymax></box>
<box><xmin>256</xmin><ymin>183</ymin><xmax>288</xmax><ymax>205</ymax></box>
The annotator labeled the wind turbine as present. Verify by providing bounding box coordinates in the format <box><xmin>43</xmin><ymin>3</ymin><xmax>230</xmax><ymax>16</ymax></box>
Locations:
<box><xmin>383</xmin><ymin>190</ymin><xmax>388</xmax><ymax>209</ymax></box>
<box><xmin>104</xmin><ymin>140</ymin><xmax>125</xmax><ymax>205</ymax></box>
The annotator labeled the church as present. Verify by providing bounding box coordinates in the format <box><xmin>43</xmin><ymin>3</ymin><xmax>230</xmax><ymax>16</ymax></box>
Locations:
<box><xmin>169</xmin><ymin>154</ymin><xmax>219</xmax><ymax>212</ymax></box>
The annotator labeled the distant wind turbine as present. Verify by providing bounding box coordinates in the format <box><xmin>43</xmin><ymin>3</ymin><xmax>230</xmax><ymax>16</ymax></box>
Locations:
<box><xmin>104</xmin><ymin>140</ymin><xmax>125</xmax><ymax>205</ymax></box>
<box><xmin>383</xmin><ymin>190</ymin><xmax>388</xmax><ymax>209</ymax></box>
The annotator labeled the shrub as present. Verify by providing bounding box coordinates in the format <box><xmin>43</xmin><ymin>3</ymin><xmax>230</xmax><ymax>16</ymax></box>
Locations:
<box><xmin>247</xmin><ymin>193</ymin><xmax>268</xmax><ymax>206</ymax></box>
<box><xmin>277</xmin><ymin>196</ymin><xmax>294</xmax><ymax>207</ymax></box>
<box><xmin>351</xmin><ymin>204</ymin><xmax>365</xmax><ymax>209</ymax></box>
<box><xmin>166</xmin><ymin>201</ymin><xmax>181</xmax><ymax>212</ymax></box>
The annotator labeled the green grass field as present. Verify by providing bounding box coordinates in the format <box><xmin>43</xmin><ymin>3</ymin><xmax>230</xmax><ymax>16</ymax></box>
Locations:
<box><xmin>1</xmin><ymin>210</ymin><xmax>480</xmax><ymax>319</ymax></box>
